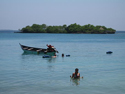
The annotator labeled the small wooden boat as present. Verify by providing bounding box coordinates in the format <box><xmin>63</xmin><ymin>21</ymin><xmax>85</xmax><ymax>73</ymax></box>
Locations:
<box><xmin>19</xmin><ymin>43</ymin><xmax>58</xmax><ymax>55</ymax></box>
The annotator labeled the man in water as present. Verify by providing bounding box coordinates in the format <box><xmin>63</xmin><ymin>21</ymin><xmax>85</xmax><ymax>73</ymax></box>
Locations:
<box><xmin>70</xmin><ymin>68</ymin><xmax>83</xmax><ymax>79</ymax></box>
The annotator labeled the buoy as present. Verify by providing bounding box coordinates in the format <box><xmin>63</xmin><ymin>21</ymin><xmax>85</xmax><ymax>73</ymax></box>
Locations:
<box><xmin>66</xmin><ymin>55</ymin><xmax>70</xmax><ymax>57</ymax></box>
<box><xmin>62</xmin><ymin>53</ymin><xmax>64</xmax><ymax>57</ymax></box>
<box><xmin>106</xmin><ymin>51</ymin><xmax>113</xmax><ymax>54</ymax></box>
<box><xmin>43</xmin><ymin>55</ymin><xmax>51</xmax><ymax>58</ymax></box>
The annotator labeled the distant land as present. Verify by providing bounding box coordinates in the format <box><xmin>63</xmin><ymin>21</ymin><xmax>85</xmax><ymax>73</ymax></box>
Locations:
<box><xmin>18</xmin><ymin>23</ymin><xmax>116</xmax><ymax>34</ymax></box>
<box><xmin>0</xmin><ymin>30</ymin><xmax>125</xmax><ymax>34</ymax></box>
<box><xmin>0</xmin><ymin>30</ymin><xmax>18</xmax><ymax>33</ymax></box>
<box><xmin>116</xmin><ymin>31</ymin><xmax>125</xmax><ymax>33</ymax></box>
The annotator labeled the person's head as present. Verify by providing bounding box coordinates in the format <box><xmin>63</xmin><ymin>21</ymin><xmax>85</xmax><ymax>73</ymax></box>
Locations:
<box><xmin>75</xmin><ymin>68</ymin><xmax>79</xmax><ymax>73</ymax></box>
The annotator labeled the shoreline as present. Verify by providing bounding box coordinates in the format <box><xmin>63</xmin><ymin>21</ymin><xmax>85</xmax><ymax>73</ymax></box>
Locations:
<box><xmin>14</xmin><ymin>31</ymin><xmax>115</xmax><ymax>34</ymax></box>
<box><xmin>1</xmin><ymin>30</ymin><xmax>125</xmax><ymax>34</ymax></box>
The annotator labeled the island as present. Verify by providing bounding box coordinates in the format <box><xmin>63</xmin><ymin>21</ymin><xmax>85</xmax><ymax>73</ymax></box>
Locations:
<box><xmin>19</xmin><ymin>23</ymin><xmax>116</xmax><ymax>34</ymax></box>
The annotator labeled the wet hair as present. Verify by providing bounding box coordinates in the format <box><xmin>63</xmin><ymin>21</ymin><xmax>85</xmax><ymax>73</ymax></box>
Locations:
<box><xmin>75</xmin><ymin>68</ymin><xmax>79</xmax><ymax>71</ymax></box>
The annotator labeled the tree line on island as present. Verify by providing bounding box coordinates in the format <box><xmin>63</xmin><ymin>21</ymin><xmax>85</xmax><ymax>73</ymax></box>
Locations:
<box><xmin>20</xmin><ymin>23</ymin><xmax>116</xmax><ymax>34</ymax></box>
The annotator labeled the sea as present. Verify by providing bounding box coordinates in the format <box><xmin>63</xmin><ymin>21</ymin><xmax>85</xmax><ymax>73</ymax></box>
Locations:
<box><xmin>0</xmin><ymin>30</ymin><xmax>125</xmax><ymax>94</ymax></box>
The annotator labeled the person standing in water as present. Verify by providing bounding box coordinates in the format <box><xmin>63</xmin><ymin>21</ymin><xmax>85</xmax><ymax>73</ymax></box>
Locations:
<box><xmin>70</xmin><ymin>68</ymin><xmax>83</xmax><ymax>79</ymax></box>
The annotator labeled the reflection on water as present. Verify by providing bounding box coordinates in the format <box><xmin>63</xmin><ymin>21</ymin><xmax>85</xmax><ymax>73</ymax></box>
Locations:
<box><xmin>70</xmin><ymin>78</ymin><xmax>81</xmax><ymax>86</ymax></box>
<box><xmin>22</xmin><ymin>52</ymin><xmax>58</xmax><ymax>62</ymax></box>
<box><xmin>20</xmin><ymin>52</ymin><xmax>58</xmax><ymax>71</ymax></box>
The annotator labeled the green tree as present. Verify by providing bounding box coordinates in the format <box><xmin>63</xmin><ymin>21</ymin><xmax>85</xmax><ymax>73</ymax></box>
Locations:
<box><xmin>66</xmin><ymin>23</ymin><xmax>81</xmax><ymax>33</ymax></box>
<box><xmin>21</xmin><ymin>26</ymin><xmax>33</xmax><ymax>33</ymax></box>
<box><xmin>20</xmin><ymin>23</ymin><xmax>116</xmax><ymax>34</ymax></box>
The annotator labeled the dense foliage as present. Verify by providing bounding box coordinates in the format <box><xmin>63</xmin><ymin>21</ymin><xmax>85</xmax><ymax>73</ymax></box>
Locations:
<box><xmin>20</xmin><ymin>23</ymin><xmax>116</xmax><ymax>34</ymax></box>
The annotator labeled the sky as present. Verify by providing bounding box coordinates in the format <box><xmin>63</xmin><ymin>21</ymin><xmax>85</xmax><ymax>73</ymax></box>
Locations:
<box><xmin>0</xmin><ymin>0</ymin><xmax>125</xmax><ymax>31</ymax></box>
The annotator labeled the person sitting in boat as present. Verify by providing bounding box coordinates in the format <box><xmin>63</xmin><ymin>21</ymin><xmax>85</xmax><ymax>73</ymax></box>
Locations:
<box><xmin>70</xmin><ymin>68</ymin><xmax>83</xmax><ymax>79</ymax></box>
<box><xmin>46</xmin><ymin>44</ymin><xmax>54</xmax><ymax>52</ymax></box>
<box><xmin>46</xmin><ymin>44</ymin><xmax>54</xmax><ymax>48</ymax></box>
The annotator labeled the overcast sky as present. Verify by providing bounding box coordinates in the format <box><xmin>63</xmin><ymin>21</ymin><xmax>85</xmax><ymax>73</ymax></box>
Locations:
<box><xmin>0</xmin><ymin>0</ymin><xmax>125</xmax><ymax>31</ymax></box>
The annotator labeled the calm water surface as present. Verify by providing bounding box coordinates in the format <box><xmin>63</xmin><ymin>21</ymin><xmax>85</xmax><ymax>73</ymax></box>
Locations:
<box><xmin>0</xmin><ymin>32</ymin><xmax>125</xmax><ymax>94</ymax></box>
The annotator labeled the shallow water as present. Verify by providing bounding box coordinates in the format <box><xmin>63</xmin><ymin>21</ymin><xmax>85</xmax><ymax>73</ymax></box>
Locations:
<box><xmin>0</xmin><ymin>32</ymin><xmax>125</xmax><ymax>94</ymax></box>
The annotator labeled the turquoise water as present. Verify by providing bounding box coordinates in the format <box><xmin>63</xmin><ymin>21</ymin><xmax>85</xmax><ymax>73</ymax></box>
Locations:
<box><xmin>0</xmin><ymin>32</ymin><xmax>125</xmax><ymax>94</ymax></box>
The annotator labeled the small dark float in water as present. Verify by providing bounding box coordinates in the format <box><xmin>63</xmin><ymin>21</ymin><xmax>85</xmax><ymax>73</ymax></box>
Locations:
<box><xmin>106</xmin><ymin>51</ymin><xmax>113</xmax><ymax>54</ymax></box>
